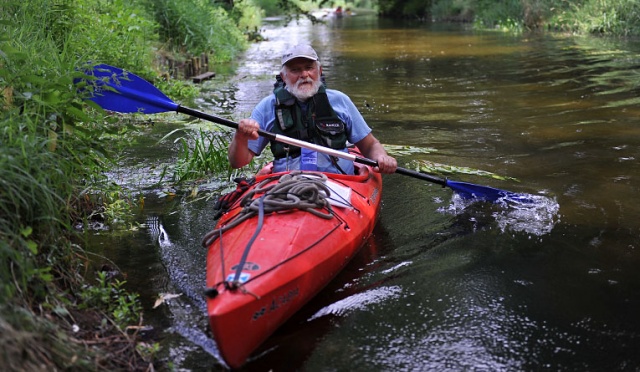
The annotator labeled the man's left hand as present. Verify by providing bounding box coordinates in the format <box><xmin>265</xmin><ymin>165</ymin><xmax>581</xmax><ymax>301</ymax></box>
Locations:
<box><xmin>374</xmin><ymin>154</ymin><xmax>397</xmax><ymax>174</ymax></box>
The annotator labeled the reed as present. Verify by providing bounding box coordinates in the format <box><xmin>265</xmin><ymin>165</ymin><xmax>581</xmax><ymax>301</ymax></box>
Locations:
<box><xmin>1</xmin><ymin>0</ymin><xmax>158</xmax><ymax>367</ymax></box>
<box><xmin>161</xmin><ymin>128</ymin><xmax>241</xmax><ymax>184</ymax></box>
<box><xmin>141</xmin><ymin>0</ymin><xmax>247</xmax><ymax>59</ymax></box>
<box><xmin>0</xmin><ymin>0</ymin><xmax>250</xmax><ymax>368</ymax></box>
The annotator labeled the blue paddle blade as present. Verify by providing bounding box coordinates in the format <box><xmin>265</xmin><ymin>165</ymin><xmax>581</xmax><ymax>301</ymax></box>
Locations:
<box><xmin>446</xmin><ymin>180</ymin><xmax>535</xmax><ymax>204</ymax></box>
<box><xmin>78</xmin><ymin>64</ymin><xmax>532</xmax><ymax>204</ymax></box>
<box><xmin>393</xmin><ymin>164</ymin><xmax>528</xmax><ymax>203</ymax></box>
<box><xmin>83</xmin><ymin>64</ymin><xmax>178</xmax><ymax>114</ymax></box>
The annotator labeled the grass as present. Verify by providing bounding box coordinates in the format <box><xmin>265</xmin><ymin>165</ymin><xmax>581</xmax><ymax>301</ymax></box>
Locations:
<box><xmin>160</xmin><ymin>127</ymin><xmax>240</xmax><ymax>184</ymax></box>
<box><xmin>548</xmin><ymin>0</ymin><xmax>640</xmax><ymax>35</ymax></box>
<box><xmin>3</xmin><ymin>0</ymin><xmax>640</xmax><ymax>368</ymax></box>
<box><xmin>0</xmin><ymin>0</ymin><xmax>249</xmax><ymax>369</ymax></box>
<box><xmin>430</xmin><ymin>0</ymin><xmax>640</xmax><ymax>35</ymax></box>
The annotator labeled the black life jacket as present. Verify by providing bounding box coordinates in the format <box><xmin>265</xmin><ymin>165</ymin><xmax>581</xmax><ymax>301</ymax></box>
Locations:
<box><xmin>271</xmin><ymin>80</ymin><xmax>348</xmax><ymax>160</ymax></box>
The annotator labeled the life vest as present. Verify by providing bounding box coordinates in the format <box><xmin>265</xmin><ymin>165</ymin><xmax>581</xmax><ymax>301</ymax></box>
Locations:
<box><xmin>271</xmin><ymin>83</ymin><xmax>347</xmax><ymax>160</ymax></box>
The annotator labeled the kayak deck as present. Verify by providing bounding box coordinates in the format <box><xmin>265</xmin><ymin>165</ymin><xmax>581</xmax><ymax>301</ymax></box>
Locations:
<box><xmin>204</xmin><ymin>163</ymin><xmax>382</xmax><ymax>368</ymax></box>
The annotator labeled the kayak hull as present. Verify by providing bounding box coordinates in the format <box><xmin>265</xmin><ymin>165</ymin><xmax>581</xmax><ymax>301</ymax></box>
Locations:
<box><xmin>205</xmin><ymin>162</ymin><xmax>382</xmax><ymax>368</ymax></box>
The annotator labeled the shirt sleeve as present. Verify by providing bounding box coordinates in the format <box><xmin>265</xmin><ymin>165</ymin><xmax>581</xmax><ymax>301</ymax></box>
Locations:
<box><xmin>326</xmin><ymin>89</ymin><xmax>372</xmax><ymax>144</ymax></box>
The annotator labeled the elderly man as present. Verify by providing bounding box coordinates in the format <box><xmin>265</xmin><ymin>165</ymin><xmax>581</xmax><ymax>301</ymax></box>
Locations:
<box><xmin>229</xmin><ymin>44</ymin><xmax>397</xmax><ymax>174</ymax></box>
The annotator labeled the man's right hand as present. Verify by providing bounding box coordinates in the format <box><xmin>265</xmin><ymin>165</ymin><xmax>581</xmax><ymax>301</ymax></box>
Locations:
<box><xmin>228</xmin><ymin>119</ymin><xmax>260</xmax><ymax>168</ymax></box>
<box><xmin>236</xmin><ymin>119</ymin><xmax>260</xmax><ymax>141</ymax></box>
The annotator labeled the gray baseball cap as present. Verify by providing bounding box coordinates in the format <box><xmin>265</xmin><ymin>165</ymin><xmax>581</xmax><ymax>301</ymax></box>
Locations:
<box><xmin>281</xmin><ymin>44</ymin><xmax>319</xmax><ymax>66</ymax></box>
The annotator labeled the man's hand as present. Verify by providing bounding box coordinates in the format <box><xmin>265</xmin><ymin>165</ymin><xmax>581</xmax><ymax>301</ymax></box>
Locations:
<box><xmin>228</xmin><ymin>119</ymin><xmax>260</xmax><ymax>168</ymax></box>
<box><xmin>373</xmin><ymin>153</ymin><xmax>397</xmax><ymax>174</ymax></box>
<box><xmin>355</xmin><ymin>133</ymin><xmax>398</xmax><ymax>174</ymax></box>
<box><xmin>236</xmin><ymin>119</ymin><xmax>260</xmax><ymax>141</ymax></box>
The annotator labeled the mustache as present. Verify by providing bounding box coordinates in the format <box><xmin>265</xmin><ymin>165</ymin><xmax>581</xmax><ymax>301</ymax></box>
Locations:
<box><xmin>294</xmin><ymin>78</ymin><xmax>314</xmax><ymax>88</ymax></box>
<box><xmin>288</xmin><ymin>77</ymin><xmax>321</xmax><ymax>101</ymax></box>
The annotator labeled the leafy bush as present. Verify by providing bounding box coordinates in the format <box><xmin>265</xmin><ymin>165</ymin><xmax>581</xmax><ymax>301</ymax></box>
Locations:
<box><xmin>473</xmin><ymin>0</ymin><xmax>527</xmax><ymax>30</ymax></box>
<box><xmin>232</xmin><ymin>0</ymin><xmax>265</xmax><ymax>33</ymax></box>
<box><xmin>79</xmin><ymin>272</ymin><xmax>143</xmax><ymax>329</ymax></box>
<box><xmin>141</xmin><ymin>0</ymin><xmax>247</xmax><ymax>60</ymax></box>
<box><xmin>0</xmin><ymin>0</ymin><xmax>251</xmax><ymax>368</ymax></box>
<box><xmin>548</xmin><ymin>0</ymin><xmax>640</xmax><ymax>35</ymax></box>
<box><xmin>70</xmin><ymin>0</ymin><xmax>158</xmax><ymax>77</ymax></box>
<box><xmin>1</xmin><ymin>2</ymin><xmax>107</xmax><ymax>303</ymax></box>
<box><xmin>254</xmin><ymin>0</ymin><xmax>282</xmax><ymax>17</ymax></box>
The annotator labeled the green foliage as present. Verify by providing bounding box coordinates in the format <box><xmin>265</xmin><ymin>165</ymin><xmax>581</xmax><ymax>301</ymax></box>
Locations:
<box><xmin>428</xmin><ymin>0</ymin><xmax>640</xmax><ymax>35</ymax></box>
<box><xmin>79</xmin><ymin>271</ymin><xmax>143</xmax><ymax>329</ymax></box>
<box><xmin>0</xmin><ymin>5</ymin><xmax>106</xmax><ymax>302</ymax></box>
<box><xmin>548</xmin><ymin>0</ymin><xmax>640</xmax><ymax>36</ymax></box>
<box><xmin>254</xmin><ymin>0</ymin><xmax>282</xmax><ymax>17</ymax></box>
<box><xmin>410</xmin><ymin>159</ymin><xmax>520</xmax><ymax>182</ymax></box>
<box><xmin>472</xmin><ymin>0</ymin><xmax>527</xmax><ymax>30</ymax></box>
<box><xmin>87</xmin><ymin>189</ymin><xmax>140</xmax><ymax>229</ymax></box>
<box><xmin>160</xmin><ymin>128</ymin><xmax>235</xmax><ymax>184</ymax></box>
<box><xmin>73</xmin><ymin>0</ymin><xmax>157</xmax><ymax>75</ymax></box>
<box><xmin>3</xmin><ymin>0</ymin><xmax>157</xmax><ymax>77</ymax></box>
<box><xmin>141</xmin><ymin>0</ymin><xmax>247</xmax><ymax>60</ymax></box>
<box><xmin>154</xmin><ymin>79</ymin><xmax>201</xmax><ymax>101</ymax></box>
<box><xmin>0</xmin><ymin>0</ymin><xmax>247</xmax><ymax>368</ymax></box>
<box><xmin>0</xmin><ymin>0</ymin><xmax>249</xmax><ymax>305</ymax></box>
<box><xmin>431</xmin><ymin>0</ymin><xmax>474</xmax><ymax>21</ymax></box>
<box><xmin>229</xmin><ymin>0</ymin><xmax>264</xmax><ymax>31</ymax></box>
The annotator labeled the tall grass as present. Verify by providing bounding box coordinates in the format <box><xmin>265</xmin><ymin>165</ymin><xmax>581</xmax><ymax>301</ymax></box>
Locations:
<box><xmin>548</xmin><ymin>0</ymin><xmax>640</xmax><ymax>35</ymax></box>
<box><xmin>1</xmin><ymin>3</ymin><xmax>101</xmax><ymax>304</ymax></box>
<box><xmin>0</xmin><ymin>0</ymin><xmax>250</xmax><ymax>303</ymax></box>
<box><xmin>428</xmin><ymin>0</ymin><xmax>640</xmax><ymax>35</ymax></box>
<box><xmin>160</xmin><ymin>128</ymin><xmax>239</xmax><ymax>184</ymax></box>
<box><xmin>141</xmin><ymin>0</ymin><xmax>248</xmax><ymax>60</ymax></box>
<box><xmin>0</xmin><ymin>0</ymin><xmax>250</xmax><ymax>368</ymax></box>
<box><xmin>0</xmin><ymin>5</ymin><xmax>112</xmax><ymax>362</ymax></box>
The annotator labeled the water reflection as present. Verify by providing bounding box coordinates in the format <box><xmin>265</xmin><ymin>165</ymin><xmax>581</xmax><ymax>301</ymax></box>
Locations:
<box><xmin>147</xmin><ymin>215</ymin><xmax>171</xmax><ymax>248</ymax></box>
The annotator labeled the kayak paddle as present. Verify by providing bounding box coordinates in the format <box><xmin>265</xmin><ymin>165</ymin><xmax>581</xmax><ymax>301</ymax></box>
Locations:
<box><xmin>80</xmin><ymin>64</ymin><xmax>531</xmax><ymax>203</ymax></box>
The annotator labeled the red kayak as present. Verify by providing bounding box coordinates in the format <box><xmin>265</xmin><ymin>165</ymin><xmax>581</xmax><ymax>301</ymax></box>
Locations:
<box><xmin>203</xmin><ymin>156</ymin><xmax>382</xmax><ymax>368</ymax></box>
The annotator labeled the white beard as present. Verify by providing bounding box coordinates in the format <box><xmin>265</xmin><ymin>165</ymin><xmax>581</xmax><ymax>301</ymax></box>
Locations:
<box><xmin>287</xmin><ymin>77</ymin><xmax>322</xmax><ymax>101</ymax></box>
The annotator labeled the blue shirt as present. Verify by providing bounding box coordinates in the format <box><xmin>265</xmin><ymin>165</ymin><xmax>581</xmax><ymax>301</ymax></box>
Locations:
<box><xmin>248</xmin><ymin>89</ymin><xmax>372</xmax><ymax>174</ymax></box>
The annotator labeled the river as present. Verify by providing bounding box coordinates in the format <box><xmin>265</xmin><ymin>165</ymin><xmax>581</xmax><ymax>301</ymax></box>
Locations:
<box><xmin>87</xmin><ymin>13</ymin><xmax>640</xmax><ymax>371</ymax></box>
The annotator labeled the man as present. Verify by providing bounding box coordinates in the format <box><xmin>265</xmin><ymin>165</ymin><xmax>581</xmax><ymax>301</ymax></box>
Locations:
<box><xmin>228</xmin><ymin>44</ymin><xmax>397</xmax><ymax>175</ymax></box>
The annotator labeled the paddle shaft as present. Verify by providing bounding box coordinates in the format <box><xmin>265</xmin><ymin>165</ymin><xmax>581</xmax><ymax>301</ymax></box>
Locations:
<box><xmin>177</xmin><ymin>106</ymin><xmax>447</xmax><ymax>186</ymax></box>
<box><xmin>84</xmin><ymin>64</ymin><xmax>530</xmax><ymax>201</ymax></box>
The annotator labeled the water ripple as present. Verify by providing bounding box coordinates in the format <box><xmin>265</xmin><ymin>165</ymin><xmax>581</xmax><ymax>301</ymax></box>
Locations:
<box><xmin>308</xmin><ymin>285</ymin><xmax>403</xmax><ymax>321</ymax></box>
<box><xmin>438</xmin><ymin>192</ymin><xmax>560</xmax><ymax>236</ymax></box>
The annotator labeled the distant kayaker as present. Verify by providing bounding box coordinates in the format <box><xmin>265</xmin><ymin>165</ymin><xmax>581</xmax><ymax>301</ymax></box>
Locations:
<box><xmin>229</xmin><ymin>44</ymin><xmax>398</xmax><ymax>175</ymax></box>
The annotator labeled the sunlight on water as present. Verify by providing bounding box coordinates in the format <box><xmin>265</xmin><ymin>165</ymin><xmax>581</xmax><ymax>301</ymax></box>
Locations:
<box><xmin>493</xmin><ymin>194</ymin><xmax>560</xmax><ymax>236</ymax></box>
<box><xmin>147</xmin><ymin>215</ymin><xmax>172</xmax><ymax>248</ymax></box>
<box><xmin>308</xmin><ymin>286</ymin><xmax>403</xmax><ymax>321</ymax></box>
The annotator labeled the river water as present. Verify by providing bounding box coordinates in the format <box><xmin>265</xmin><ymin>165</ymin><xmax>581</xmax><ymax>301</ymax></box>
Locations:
<box><xmin>88</xmin><ymin>13</ymin><xmax>640</xmax><ymax>371</ymax></box>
